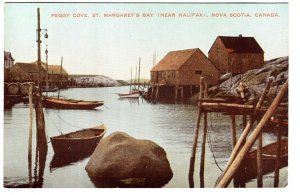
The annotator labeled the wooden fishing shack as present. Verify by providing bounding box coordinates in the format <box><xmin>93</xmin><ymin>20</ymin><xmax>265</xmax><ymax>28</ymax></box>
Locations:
<box><xmin>148</xmin><ymin>48</ymin><xmax>219</xmax><ymax>101</ymax></box>
<box><xmin>208</xmin><ymin>35</ymin><xmax>264</xmax><ymax>74</ymax></box>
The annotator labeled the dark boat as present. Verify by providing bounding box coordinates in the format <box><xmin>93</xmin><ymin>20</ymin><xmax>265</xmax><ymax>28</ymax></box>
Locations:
<box><xmin>44</xmin><ymin>97</ymin><xmax>104</xmax><ymax>109</ymax></box>
<box><xmin>242</xmin><ymin>138</ymin><xmax>288</xmax><ymax>181</ymax></box>
<box><xmin>50</xmin><ymin>124</ymin><xmax>106</xmax><ymax>154</ymax></box>
<box><xmin>42</xmin><ymin>86</ymin><xmax>59</xmax><ymax>92</ymax></box>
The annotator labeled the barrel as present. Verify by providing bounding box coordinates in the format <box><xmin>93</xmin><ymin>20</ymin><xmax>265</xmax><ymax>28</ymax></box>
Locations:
<box><xmin>7</xmin><ymin>83</ymin><xmax>20</xmax><ymax>95</ymax></box>
<box><xmin>20</xmin><ymin>82</ymin><xmax>31</xmax><ymax>96</ymax></box>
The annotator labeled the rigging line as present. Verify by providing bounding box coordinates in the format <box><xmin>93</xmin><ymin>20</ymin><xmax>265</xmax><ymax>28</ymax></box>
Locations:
<box><xmin>207</xmin><ymin>113</ymin><xmax>224</xmax><ymax>172</ymax></box>
<box><xmin>45</xmin><ymin>110</ymin><xmax>63</xmax><ymax>135</ymax></box>
<box><xmin>51</xmin><ymin>109</ymin><xmax>85</xmax><ymax>129</ymax></box>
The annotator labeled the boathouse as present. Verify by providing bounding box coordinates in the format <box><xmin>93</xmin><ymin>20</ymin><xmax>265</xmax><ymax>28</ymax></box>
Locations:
<box><xmin>41</xmin><ymin>62</ymin><xmax>69</xmax><ymax>87</ymax></box>
<box><xmin>149</xmin><ymin>48</ymin><xmax>219</xmax><ymax>100</ymax></box>
<box><xmin>8</xmin><ymin>62</ymin><xmax>47</xmax><ymax>83</ymax></box>
<box><xmin>208</xmin><ymin>35</ymin><xmax>264</xmax><ymax>74</ymax></box>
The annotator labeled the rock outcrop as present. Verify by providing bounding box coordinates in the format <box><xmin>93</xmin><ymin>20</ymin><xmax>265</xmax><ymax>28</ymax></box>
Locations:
<box><xmin>85</xmin><ymin>132</ymin><xmax>173</xmax><ymax>187</ymax></box>
<box><xmin>189</xmin><ymin>56</ymin><xmax>288</xmax><ymax>105</ymax></box>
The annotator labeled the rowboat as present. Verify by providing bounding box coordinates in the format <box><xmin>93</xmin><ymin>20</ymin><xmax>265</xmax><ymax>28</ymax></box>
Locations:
<box><xmin>50</xmin><ymin>124</ymin><xmax>106</xmax><ymax>154</ymax></box>
<box><xmin>117</xmin><ymin>91</ymin><xmax>140</xmax><ymax>98</ymax></box>
<box><xmin>42</xmin><ymin>86</ymin><xmax>58</xmax><ymax>92</ymax></box>
<box><xmin>43</xmin><ymin>97</ymin><xmax>104</xmax><ymax>109</ymax></box>
<box><xmin>242</xmin><ymin>138</ymin><xmax>288</xmax><ymax>181</ymax></box>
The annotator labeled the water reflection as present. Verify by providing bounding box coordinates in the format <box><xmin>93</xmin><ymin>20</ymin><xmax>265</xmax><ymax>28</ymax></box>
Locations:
<box><xmin>50</xmin><ymin>152</ymin><xmax>92</xmax><ymax>172</ymax></box>
<box><xmin>89</xmin><ymin>177</ymin><xmax>169</xmax><ymax>188</ymax></box>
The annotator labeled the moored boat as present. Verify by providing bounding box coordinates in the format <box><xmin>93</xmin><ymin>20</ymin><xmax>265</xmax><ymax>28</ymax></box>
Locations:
<box><xmin>50</xmin><ymin>124</ymin><xmax>106</xmax><ymax>154</ymax></box>
<box><xmin>117</xmin><ymin>91</ymin><xmax>140</xmax><ymax>98</ymax></box>
<box><xmin>242</xmin><ymin>138</ymin><xmax>288</xmax><ymax>181</ymax></box>
<box><xmin>43</xmin><ymin>97</ymin><xmax>104</xmax><ymax>109</ymax></box>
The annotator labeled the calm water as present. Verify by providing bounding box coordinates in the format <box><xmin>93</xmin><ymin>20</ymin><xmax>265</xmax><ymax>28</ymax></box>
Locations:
<box><xmin>3</xmin><ymin>86</ymin><xmax>287</xmax><ymax>188</ymax></box>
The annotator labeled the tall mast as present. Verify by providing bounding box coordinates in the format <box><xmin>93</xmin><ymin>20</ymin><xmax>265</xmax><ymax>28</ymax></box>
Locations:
<box><xmin>37</xmin><ymin>8</ymin><xmax>42</xmax><ymax>90</ymax></box>
<box><xmin>138</xmin><ymin>57</ymin><xmax>141</xmax><ymax>91</ymax></box>
<box><xmin>130</xmin><ymin>67</ymin><xmax>132</xmax><ymax>92</ymax></box>
<box><xmin>45</xmin><ymin>45</ymin><xmax>48</xmax><ymax>96</ymax></box>
<box><xmin>57</xmin><ymin>56</ymin><xmax>63</xmax><ymax>99</ymax></box>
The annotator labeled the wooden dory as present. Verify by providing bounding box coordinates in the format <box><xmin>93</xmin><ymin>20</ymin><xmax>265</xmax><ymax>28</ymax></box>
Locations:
<box><xmin>242</xmin><ymin>138</ymin><xmax>288</xmax><ymax>181</ymax></box>
<box><xmin>117</xmin><ymin>92</ymin><xmax>140</xmax><ymax>98</ymax></box>
<box><xmin>44</xmin><ymin>97</ymin><xmax>104</xmax><ymax>109</ymax></box>
<box><xmin>50</xmin><ymin>124</ymin><xmax>106</xmax><ymax>154</ymax></box>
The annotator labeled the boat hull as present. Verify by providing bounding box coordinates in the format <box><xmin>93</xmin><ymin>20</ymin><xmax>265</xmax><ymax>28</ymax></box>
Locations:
<box><xmin>50</xmin><ymin>125</ymin><xmax>106</xmax><ymax>154</ymax></box>
<box><xmin>118</xmin><ymin>92</ymin><xmax>140</xmax><ymax>98</ymax></box>
<box><xmin>241</xmin><ymin>138</ymin><xmax>288</xmax><ymax>181</ymax></box>
<box><xmin>44</xmin><ymin>98</ymin><xmax>104</xmax><ymax>109</ymax></box>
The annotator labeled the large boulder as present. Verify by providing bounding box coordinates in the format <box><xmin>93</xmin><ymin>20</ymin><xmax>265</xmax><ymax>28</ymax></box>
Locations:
<box><xmin>85</xmin><ymin>132</ymin><xmax>173</xmax><ymax>187</ymax></box>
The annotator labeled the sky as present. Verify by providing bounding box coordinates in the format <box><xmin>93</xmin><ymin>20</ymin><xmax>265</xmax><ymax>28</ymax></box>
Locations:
<box><xmin>4</xmin><ymin>2</ymin><xmax>289</xmax><ymax>80</ymax></box>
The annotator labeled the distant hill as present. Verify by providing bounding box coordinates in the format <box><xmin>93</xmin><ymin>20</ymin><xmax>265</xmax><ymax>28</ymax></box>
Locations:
<box><xmin>70</xmin><ymin>74</ymin><xmax>121</xmax><ymax>87</ymax></box>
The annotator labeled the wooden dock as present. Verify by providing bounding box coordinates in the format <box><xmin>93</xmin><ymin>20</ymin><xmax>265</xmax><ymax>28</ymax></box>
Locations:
<box><xmin>188</xmin><ymin>77</ymin><xmax>288</xmax><ymax>188</ymax></box>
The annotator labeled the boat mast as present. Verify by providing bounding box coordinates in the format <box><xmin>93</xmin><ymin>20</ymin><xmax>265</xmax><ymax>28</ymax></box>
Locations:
<box><xmin>57</xmin><ymin>56</ymin><xmax>63</xmax><ymax>99</ymax></box>
<box><xmin>130</xmin><ymin>67</ymin><xmax>132</xmax><ymax>92</ymax></box>
<box><xmin>45</xmin><ymin>45</ymin><xmax>48</xmax><ymax>97</ymax></box>
<box><xmin>138</xmin><ymin>57</ymin><xmax>141</xmax><ymax>91</ymax></box>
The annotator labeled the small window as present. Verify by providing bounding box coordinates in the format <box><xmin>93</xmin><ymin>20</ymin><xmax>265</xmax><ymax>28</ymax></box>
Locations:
<box><xmin>195</xmin><ymin>70</ymin><xmax>202</xmax><ymax>75</ymax></box>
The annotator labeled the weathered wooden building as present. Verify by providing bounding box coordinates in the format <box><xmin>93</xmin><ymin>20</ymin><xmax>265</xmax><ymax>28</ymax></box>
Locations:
<box><xmin>208</xmin><ymin>35</ymin><xmax>264</xmax><ymax>74</ymax></box>
<box><xmin>149</xmin><ymin>48</ymin><xmax>219</xmax><ymax>101</ymax></box>
<box><xmin>151</xmin><ymin>48</ymin><xmax>219</xmax><ymax>85</ymax></box>
<box><xmin>41</xmin><ymin>62</ymin><xmax>69</xmax><ymax>86</ymax></box>
<box><xmin>9</xmin><ymin>62</ymin><xmax>47</xmax><ymax>83</ymax></box>
<box><xmin>4</xmin><ymin>51</ymin><xmax>15</xmax><ymax>81</ymax></box>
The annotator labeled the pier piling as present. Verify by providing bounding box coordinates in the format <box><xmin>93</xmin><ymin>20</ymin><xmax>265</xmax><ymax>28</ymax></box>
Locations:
<box><xmin>188</xmin><ymin>77</ymin><xmax>204</xmax><ymax>188</ymax></box>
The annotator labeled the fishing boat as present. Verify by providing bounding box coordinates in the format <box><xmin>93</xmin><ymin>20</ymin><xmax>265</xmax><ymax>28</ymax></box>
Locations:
<box><xmin>242</xmin><ymin>138</ymin><xmax>288</xmax><ymax>181</ymax></box>
<box><xmin>117</xmin><ymin>91</ymin><xmax>140</xmax><ymax>98</ymax></box>
<box><xmin>43</xmin><ymin>97</ymin><xmax>104</xmax><ymax>109</ymax></box>
<box><xmin>50</xmin><ymin>124</ymin><xmax>106</xmax><ymax>154</ymax></box>
<box><xmin>42</xmin><ymin>86</ymin><xmax>59</xmax><ymax>92</ymax></box>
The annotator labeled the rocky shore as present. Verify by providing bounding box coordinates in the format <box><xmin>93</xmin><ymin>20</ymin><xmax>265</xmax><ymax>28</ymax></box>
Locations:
<box><xmin>189</xmin><ymin>56</ymin><xmax>288</xmax><ymax>105</ymax></box>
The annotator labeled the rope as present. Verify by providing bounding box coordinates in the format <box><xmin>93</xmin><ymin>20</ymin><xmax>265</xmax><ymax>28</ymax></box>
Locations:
<box><xmin>45</xmin><ymin>110</ymin><xmax>63</xmax><ymax>135</ymax></box>
<box><xmin>51</xmin><ymin>110</ymin><xmax>85</xmax><ymax>129</ymax></box>
<box><xmin>207</xmin><ymin>113</ymin><xmax>224</xmax><ymax>172</ymax></box>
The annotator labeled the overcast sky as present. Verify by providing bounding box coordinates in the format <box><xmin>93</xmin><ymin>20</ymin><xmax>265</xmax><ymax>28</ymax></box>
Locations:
<box><xmin>4</xmin><ymin>2</ymin><xmax>288</xmax><ymax>80</ymax></box>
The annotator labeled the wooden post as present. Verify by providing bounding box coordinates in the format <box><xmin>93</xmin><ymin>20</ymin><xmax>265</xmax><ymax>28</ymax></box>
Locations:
<box><xmin>181</xmin><ymin>87</ymin><xmax>184</xmax><ymax>101</ymax></box>
<box><xmin>35</xmin><ymin>8</ymin><xmax>47</xmax><ymax>150</ymax></box>
<box><xmin>274</xmin><ymin>121</ymin><xmax>282</xmax><ymax>187</ymax></box>
<box><xmin>155</xmin><ymin>84</ymin><xmax>159</xmax><ymax>101</ymax></box>
<box><xmin>216</xmin><ymin>80</ymin><xmax>288</xmax><ymax>188</ymax></box>
<box><xmin>188</xmin><ymin>77</ymin><xmax>204</xmax><ymax>188</ymax></box>
<box><xmin>200</xmin><ymin>112</ymin><xmax>208</xmax><ymax>188</ymax></box>
<box><xmin>257</xmin><ymin>131</ymin><xmax>263</xmax><ymax>187</ymax></box>
<box><xmin>28</xmin><ymin>83</ymin><xmax>33</xmax><ymax>187</ymax></box>
<box><xmin>231</xmin><ymin>115</ymin><xmax>239</xmax><ymax>187</ymax></box>
<box><xmin>175</xmin><ymin>85</ymin><xmax>178</xmax><ymax>100</ymax></box>
<box><xmin>190</xmin><ymin>85</ymin><xmax>193</xmax><ymax>97</ymax></box>
<box><xmin>216</xmin><ymin>79</ymin><xmax>274</xmax><ymax>186</ymax></box>
<box><xmin>151</xmin><ymin>84</ymin><xmax>154</xmax><ymax>100</ymax></box>
<box><xmin>204</xmin><ymin>82</ymin><xmax>208</xmax><ymax>98</ymax></box>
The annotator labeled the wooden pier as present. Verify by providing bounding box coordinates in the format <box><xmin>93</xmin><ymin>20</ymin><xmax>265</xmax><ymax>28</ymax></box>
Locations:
<box><xmin>189</xmin><ymin>77</ymin><xmax>288</xmax><ymax>188</ymax></box>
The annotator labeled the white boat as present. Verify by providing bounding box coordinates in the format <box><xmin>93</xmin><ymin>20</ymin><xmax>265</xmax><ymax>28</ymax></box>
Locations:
<box><xmin>118</xmin><ymin>91</ymin><xmax>140</xmax><ymax>98</ymax></box>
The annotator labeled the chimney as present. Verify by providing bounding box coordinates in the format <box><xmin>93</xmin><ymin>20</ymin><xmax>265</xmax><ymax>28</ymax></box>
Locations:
<box><xmin>239</xmin><ymin>34</ymin><xmax>243</xmax><ymax>37</ymax></box>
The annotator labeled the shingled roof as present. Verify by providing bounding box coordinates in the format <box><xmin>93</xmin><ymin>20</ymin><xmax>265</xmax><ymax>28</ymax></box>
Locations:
<box><xmin>217</xmin><ymin>36</ymin><xmax>264</xmax><ymax>53</ymax></box>
<box><xmin>15</xmin><ymin>62</ymin><xmax>46</xmax><ymax>73</ymax></box>
<box><xmin>46</xmin><ymin>65</ymin><xmax>68</xmax><ymax>75</ymax></box>
<box><xmin>4</xmin><ymin>51</ymin><xmax>15</xmax><ymax>61</ymax></box>
<box><xmin>151</xmin><ymin>48</ymin><xmax>199</xmax><ymax>71</ymax></box>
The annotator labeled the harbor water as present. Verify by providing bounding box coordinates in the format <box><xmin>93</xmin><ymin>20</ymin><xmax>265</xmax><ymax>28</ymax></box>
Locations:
<box><xmin>3</xmin><ymin>86</ymin><xmax>287</xmax><ymax>188</ymax></box>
